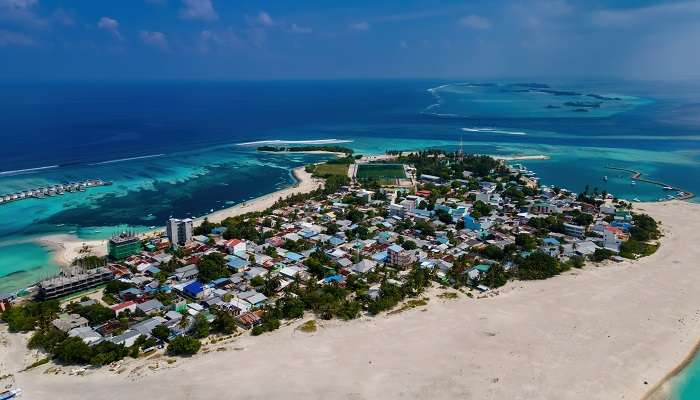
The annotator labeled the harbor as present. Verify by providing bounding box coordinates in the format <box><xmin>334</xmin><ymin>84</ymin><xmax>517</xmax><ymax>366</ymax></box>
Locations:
<box><xmin>0</xmin><ymin>179</ymin><xmax>112</xmax><ymax>206</ymax></box>
<box><xmin>605</xmin><ymin>166</ymin><xmax>695</xmax><ymax>201</ymax></box>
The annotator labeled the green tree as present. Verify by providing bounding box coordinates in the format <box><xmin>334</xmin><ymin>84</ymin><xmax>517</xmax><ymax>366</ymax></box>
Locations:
<box><xmin>152</xmin><ymin>324</ymin><xmax>171</xmax><ymax>342</ymax></box>
<box><xmin>190</xmin><ymin>313</ymin><xmax>210</xmax><ymax>339</ymax></box>
<box><xmin>515</xmin><ymin>233</ymin><xmax>538</xmax><ymax>251</ymax></box>
<box><xmin>54</xmin><ymin>336</ymin><xmax>93</xmax><ymax>364</ymax></box>
<box><xmin>167</xmin><ymin>335</ymin><xmax>201</xmax><ymax>356</ymax></box>
<box><xmin>197</xmin><ymin>253</ymin><xmax>229</xmax><ymax>282</ymax></box>
<box><xmin>212</xmin><ymin>311</ymin><xmax>237</xmax><ymax>335</ymax></box>
<box><xmin>517</xmin><ymin>252</ymin><xmax>560</xmax><ymax>280</ymax></box>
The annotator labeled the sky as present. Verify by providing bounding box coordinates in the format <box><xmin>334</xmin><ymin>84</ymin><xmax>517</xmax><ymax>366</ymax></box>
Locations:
<box><xmin>1</xmin><ymin>0</ymin><xmax>700</xmax><ymax>80</ymax></box>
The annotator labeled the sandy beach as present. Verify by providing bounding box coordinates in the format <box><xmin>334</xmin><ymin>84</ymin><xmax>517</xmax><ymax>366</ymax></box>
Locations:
<box><xmin>3</xmin><ymin>200</ymin><xmax>699</xmax><ymax>399</ymax></box>
<box><xmin>34</xmin><ymin>167</ymin><xmax>323</xmax><ymax>267</ymax></box>
<box><xmin>493</xmin><ymin>154</ymin><xmax>551</xmax><ymax>161</ymax></box>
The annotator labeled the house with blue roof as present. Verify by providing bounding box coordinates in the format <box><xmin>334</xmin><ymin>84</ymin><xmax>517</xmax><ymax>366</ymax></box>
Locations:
<box><xmin>328</xmin><ymin>236</ymin><xmax>345</xmax><ymax>246</ymax></box>
<box><xmin>211</xmin><ymin>227</ymin><xmax>228</xmax><ymax>235</ymax></box>
<box><xmin>227</xmin><ymin>256</ymin><xmax>249</xmax><ymax>272</ymax></box>
<box><xmin>464</xmin><ymin>215</ymin><xmax>482</xmax><ymax>231</ymax></box>
<box><xmin>285</xmin><ymin>251</ymin><xmax>304</xmax><ymax>263</ymax></box>
<box><xmin>321</xmin><ymin>274</ymin><xmax>345</xmax><ymax>284</ymax></box>
<box><xmin>372</xmin><ymin>251</ymin><xmax>388</xmax><ymax>262</ymax></box>
<box><xmin>183</xmin><ymin>281</ymin><xmax>206</xmax><ymax>299</ymax></box>
<box><xmin>543</xmin><ymin>237</ymin><xmax>560</xmax><ymax>246</ymax></box>
<box><xmin>299</xmin><ymin>229</ymin><xmax>318</xmax><ymax>239</ymax></box>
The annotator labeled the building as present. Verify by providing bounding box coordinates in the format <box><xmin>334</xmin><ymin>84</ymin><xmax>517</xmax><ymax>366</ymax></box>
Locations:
<box><xmin>225</xmin><ymin>239</ymin><xmax>246</xmax><ymax>256</ymax></box>
<box><xmin>52</xmin><ymin>313</ymin><xmax>89</xmax><ymax>332</ymax></box>
<box><xmin>68</xmin><ymin>327</ymin><xmax>103</xmax><ymax>345</ymax></box>
<box><xmin>38</xmin><ymin>267</ymin><xmax>114</xmax><ymax>300</ymax></box>
<box><xmin>167</xmin><ymin>218</ymin><xmax>194</xmax><ymax>247</ymax></box>
<box><xmin>603</xmin><ymin>227</ymin><xmax>625</xmax><ymax>252</ymax></box>
<box><xmin>388</xmin><ymin>244</ymin><xmax>413</xmax><ymax>268</ymax></box>
<box><xmin>108</xmin><ymin>232</ymin><xmax>142</xmax><ymax>260</ymax></box>
<box><xmin>563</xmin><ymin>223</ymin><xmax>586</xmax><ymax>238</ymax></box>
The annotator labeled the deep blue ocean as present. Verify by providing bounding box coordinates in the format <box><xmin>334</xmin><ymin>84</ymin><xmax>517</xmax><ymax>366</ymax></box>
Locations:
<box><xmin>1</xmin><ymin>79</ymin><xmax>700</xmax><ymax>396</ymax></box>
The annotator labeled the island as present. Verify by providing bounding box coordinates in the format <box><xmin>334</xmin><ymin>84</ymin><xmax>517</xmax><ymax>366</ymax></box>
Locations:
<box><xmin>0</xmin><ymin>150</ymin><xmax>688</xmax><ymax>400</ymax></box>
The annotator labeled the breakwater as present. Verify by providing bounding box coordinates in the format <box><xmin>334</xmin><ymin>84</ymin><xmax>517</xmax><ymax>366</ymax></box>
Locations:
<box><xmin>605</xmin><ymin>166</ymin><xmax>694</xmax><ymax>201</ymax></box>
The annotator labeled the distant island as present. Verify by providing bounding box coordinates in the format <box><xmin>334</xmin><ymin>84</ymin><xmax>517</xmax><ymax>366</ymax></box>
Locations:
<box><xmin>257</xmin><ymin>145</ymin><xmax>354</xmax><ymax>155</ymax></box>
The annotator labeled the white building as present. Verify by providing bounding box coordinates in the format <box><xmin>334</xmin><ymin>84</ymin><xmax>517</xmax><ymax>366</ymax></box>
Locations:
<box><xmin>167</xmin><ymin>218</ymin><xmax>193</xmax><ymax>247</ymax></box>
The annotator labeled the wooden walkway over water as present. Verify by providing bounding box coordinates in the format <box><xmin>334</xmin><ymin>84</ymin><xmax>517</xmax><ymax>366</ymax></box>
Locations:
<box><xmin>605</xmin><ymin>166</ymin><xmax>694</xmax><ymax>201</ymax></box>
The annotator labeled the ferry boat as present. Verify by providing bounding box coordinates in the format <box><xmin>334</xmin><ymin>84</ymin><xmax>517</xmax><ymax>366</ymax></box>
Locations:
<box><xmin>0</xmin><ymin>388</ymin><xmax>22</xmax><ymax>399</ymax></box>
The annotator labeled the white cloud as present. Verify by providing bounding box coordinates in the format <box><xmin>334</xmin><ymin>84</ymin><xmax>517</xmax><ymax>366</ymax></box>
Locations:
<box><xmin>257</xmin><ymin>11</ymin><xmax>275</xmax><ymax>27</ymax></box>
<box><xmin>52</xmin><ymin>8</ymin><xmax>74</xmax><ymax>26</ymax></box>
<box><xmin>592</xmin><ymin>1</ymin><xmax>700</xmax><ymax>27</ymax></box>
<box><xmin>350</xmin><ymin>21</ymin><xmax>370</xmax><ymax>31</ymax></box>
<box><xmin>0</xmin><ymin>28</ymin><xmax>35</xmax><ymax>46</ymax></box>
<box><xmin>289</xmin><ymin>23</ymin><xmax>312</xmax><ymax>34</ymax></box>
<box><xmin>98</xmin><ymin>16</ymin><xmax>121</xmax><ymax>40</ymax></box>
<box><xmin>140</xmin><ymin>30</ymin><xmax>168</xmax><ymax>50</ymax></box>
<box><xmin>459</xmin><ymin>14</ymin><xmax>492</xmax><ymax>30</ymax></box>
<box><xmin>199</xmin><ymin>28</ymin><xmax>244</xmax><ymax>53</ymax></box>
<box><xmin>0</xmin><ymin>0</ymin><xmax>45</xmax><ymax>28</ymax></box>
<box><xmin>98</xmin><ymin>16</ymin><xmax>118</xmax><ymax>30</ymax></box>
<box><xmin>179</xmin><ymin>0</ymin><xmax>217</xmax><ymax>21</ymax></box>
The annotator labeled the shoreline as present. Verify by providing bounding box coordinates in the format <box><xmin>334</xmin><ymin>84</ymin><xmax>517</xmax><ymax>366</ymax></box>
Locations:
<box><xmin>644</xmin><ymin>338</ymin><xmax>700</xmax><ymax>400</ymax></box>
<box><xmin>31</xmin><ymin>166</ymin><xmax>322</xmax><ymax>270</ymax></box>
<box><xmin>4</xmin><ymin>200</ymin><xmax>700</xmax><ymax>399</ymax></box>
<box><xmin>492</xmin><ymin>154</ymin><xmax>550</xmax><ymax>161</ymax></box>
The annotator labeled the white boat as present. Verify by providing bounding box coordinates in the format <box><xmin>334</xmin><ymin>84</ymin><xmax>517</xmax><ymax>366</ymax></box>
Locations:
<box><xmin>662</xmin><ymin>186</ymin><xmax>674</xmax><ymax>191</ymax></box>
<box><xmin>0</xmin><ymin>388</ymin><xmax>22</xmax><ymax>400</ymax></box>
<box><xmin>603</xmin><ymin>176</ymin><xmax>608</xmax><ymax>181</ymax></box>
<box><xmin>633</xmin><ymin>198</ymin><xmax>641</xmax><ymax>202</ymax></box>
<box><xmin>631</xmin><ymin>181</ymin><xmax>636</xmax><ymax>185</ymax></box>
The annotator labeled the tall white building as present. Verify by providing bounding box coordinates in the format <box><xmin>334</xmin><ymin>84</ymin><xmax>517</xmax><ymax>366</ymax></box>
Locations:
<box><xmin>167</xmin><ymin>218</ymin><xmax>193</xmax><ymax>247</ymax></box>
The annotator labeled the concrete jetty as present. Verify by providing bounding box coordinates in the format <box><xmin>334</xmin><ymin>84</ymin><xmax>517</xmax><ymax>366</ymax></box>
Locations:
<box><xmin>605</xmin><ymin>166</ymin><xmax>694</xmax><ymax>201</ymax></box>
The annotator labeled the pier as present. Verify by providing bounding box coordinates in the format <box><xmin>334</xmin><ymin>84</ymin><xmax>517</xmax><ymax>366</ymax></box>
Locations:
<box><xmin>605</xmin><ymin>166</ymin><xmax>695</xmax><ymax>201</ymax></box>
<box><xmin>0</xmin><ymin>179</ymin><xmax>112</xmax><ymax>206</ymax></box>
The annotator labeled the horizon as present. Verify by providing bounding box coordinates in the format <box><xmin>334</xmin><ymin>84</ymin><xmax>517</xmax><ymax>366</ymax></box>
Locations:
<box><xmin>3</xmin><ymin>0</ymin><xmax>700</xmax><ymax>80</ymax></box>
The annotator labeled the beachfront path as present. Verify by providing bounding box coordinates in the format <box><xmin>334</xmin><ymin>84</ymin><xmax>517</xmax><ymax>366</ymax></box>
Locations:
<box><xmin>11</xmin><ymin>200</ymin><xmax>700</xmax><ymax>400</ymax></box>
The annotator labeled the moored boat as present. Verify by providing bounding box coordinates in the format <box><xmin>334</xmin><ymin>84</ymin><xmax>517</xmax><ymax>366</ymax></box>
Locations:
<box><xmin>0</xmin><ymin>388</ymin><xmax>23</xmax><ymax>400</ymax></box>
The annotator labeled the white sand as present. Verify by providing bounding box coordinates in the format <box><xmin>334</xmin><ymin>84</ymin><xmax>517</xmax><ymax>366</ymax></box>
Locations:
<box><xmin>35</xmin><ymin>167</ymin><xmax>323</xmax><ymax>267</ymax></box>
<box><xmin>493</xmin><ymin>154</ymin><xmax>551</xmax><ymax>161</ymax></box>
<box><xmin>6</xmin><ymin>200</ymin><xmax>700</xmax><ymax>399</ymax></box>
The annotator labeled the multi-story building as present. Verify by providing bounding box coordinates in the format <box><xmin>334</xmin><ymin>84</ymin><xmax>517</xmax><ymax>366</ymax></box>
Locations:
<box><xmin>38</xmin><ymin>267</ymin><xmax>115</xmax><ymax>300</ymax></box>
<box><xmin>167</xmin><ymin>218</ymin><xmax>193</xmax><ymax>247</ymax></box>
<box><xmin>387</xmin><ymin>244</ymin><xmax>413</xmax><ymax>268</ymax></box>
<box><xmin>108</xmin><ymin>232</ymin><xmax>142</xmax><ymax>260</ymax></box>
<box><xmin>563</xmin><ymin>223</ymin><xmax>586</xmax><ymax>238</ymax></box>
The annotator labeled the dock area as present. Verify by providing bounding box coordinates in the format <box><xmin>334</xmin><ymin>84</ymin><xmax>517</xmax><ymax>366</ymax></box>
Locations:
<box><xmin>605</xmin><ymin>166</ymin><xmax>695</xmax><ymax>201</ymax></box>
<box><xmin>0</xmin><ymin>179</ymin><xmax>112</xmax><ymax>206</ymax></box>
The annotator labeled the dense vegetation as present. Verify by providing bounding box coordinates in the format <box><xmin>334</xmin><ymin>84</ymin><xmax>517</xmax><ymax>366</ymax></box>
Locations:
<box><xmin>257</xmin><ymin>145</ymin><xmax>353</xmax><ymax>155</ymax></box>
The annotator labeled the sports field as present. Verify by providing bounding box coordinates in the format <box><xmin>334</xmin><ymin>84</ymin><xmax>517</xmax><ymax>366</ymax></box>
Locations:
<box><xmin>356</xmin><ymin>163</ymin><xmax>406</xmax><ymax>179</ymax></box>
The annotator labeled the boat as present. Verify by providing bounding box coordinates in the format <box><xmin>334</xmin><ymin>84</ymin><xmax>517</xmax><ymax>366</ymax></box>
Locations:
<box><xmin>662</xmin><ymin>186</ymin><xmax>674</xmax><ymax>191</ymax></box>
<box><xmin>633</xmin><ymin>198</ymin><xmax>641</xmax><ymax>202</ymax></box>
<box><xmin>603</xmin><ymin>176</ymin><xmax>608</xmax><ymax>181</ymax></box>
<box><xmin>631</xmin><ymin>181</ymin><xmax>636</xmax><ymax>185</ymax></box>
<box><xmin>0</xmin><ymin>388</ymin><xmax>22</xmax><ymax>400</ymax></box>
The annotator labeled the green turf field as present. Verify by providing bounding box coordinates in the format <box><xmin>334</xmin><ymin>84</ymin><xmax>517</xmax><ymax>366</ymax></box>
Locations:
<box><xmin>356</xmin><ymin>163</ymin><xmax>406</xmax><ymax>179</ymax></box>
<box><xmin>312</xmin><ymin>163</ymin><xmax>349</xmax><ymax>177</ymax></box>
